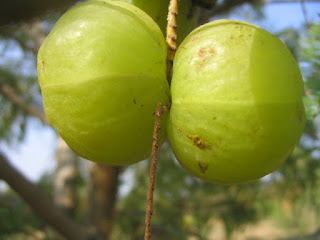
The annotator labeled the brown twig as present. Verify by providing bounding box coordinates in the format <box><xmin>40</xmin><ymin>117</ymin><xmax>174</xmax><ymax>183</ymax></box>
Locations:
<box><xmin>144</xmin><ymin>1</ymin><xmax>180</xmax><ymax>239</ymax></box>
<box><xmin>144</xmin><ymin>102</ymin><xmax>162</xmax><ymax>240</ymax></box>
<box><xmin>166</xmin><ymin>0</ymin><xmax>180</xmax><ymax>85</ymax></box>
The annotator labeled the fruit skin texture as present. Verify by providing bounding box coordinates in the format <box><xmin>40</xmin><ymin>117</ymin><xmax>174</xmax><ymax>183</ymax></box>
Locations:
<box><xmin>168</xmin><ymin>19</ymin><xmax>306</xmax><ymax>184</ymax></box>
<box><xmin>115</xmin><ymin>0</ymin><xmax>198</xmax><ymax>44</ymax></box>
<box><xmin>37</xmin><ymin>0</ymin><xmax>170</xmax><ymax>165</ymax></box>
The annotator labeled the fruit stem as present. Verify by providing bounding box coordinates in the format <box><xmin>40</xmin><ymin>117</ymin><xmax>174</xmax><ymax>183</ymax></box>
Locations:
<box><xmin>144</xmin><ymin>102</ymin><xmax>162</xmax><ymax>240</ymax></box>
<box><xmin>166</xmin><ymin>0</ymin><xmax>180</xmax><ymax>84</ymax></box>
<box><xmin>144</xmin><ymin>0</ymin><xmax>180</xmax><ymax>238</ymax></box>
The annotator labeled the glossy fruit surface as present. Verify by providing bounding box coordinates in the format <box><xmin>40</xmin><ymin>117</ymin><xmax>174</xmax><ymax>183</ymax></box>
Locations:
<box><xmin>168</xmin><ymin>19</ymin><xmax>306</xmax><ymax>184</ymax></box>
<box><xmin>116</xmin><ymin>0</ymin><xmax>198</xmax><ymax>44</ymax></box>
<box><xmin>37</xmin><ymin>0</ymin><xmax>170</xmax><ymax>165</ymax></box>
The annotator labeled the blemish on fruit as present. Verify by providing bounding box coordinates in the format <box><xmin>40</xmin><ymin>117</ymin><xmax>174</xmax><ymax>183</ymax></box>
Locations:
<box><xmin>192</xmin><ymin>36</ymin><xmax>199</xmax><ymax>42</ymax></box>
<box><xmin>187</xmin><ymin>134</ymin><xmax>210</xmax><ymax>149</ymax></box>
<box><xmin>140</xmin><ymin>104</ymin><xmax>144</xmax><ymax>107</ymax></box>
<box><xmin>133</xmin><ymin>98</ymin><xmax>136</xmax><ymax>104</ymax></box>
<box><xmin>209</xmin><ymin>48</ymin><xmax>215</xmax><ymax>54</ymax></box>
<box><xmin>252</xmin><ymin>127</ymin><xmax>260</xmax><ymax>133</ymax></box>
<box><xmin>41</xmin><ymin>61</ymin><xmax>44</xmax><ymax>70</ymax></box>
<box><xmin>198</xmin><ymin>162</ymin><xmax>208</xmax><ymax>173</ymax></box>
<box><xmin>198</xmin><ymin>48</ymin><xmax>205</xmax><ymax>57</ymax></box>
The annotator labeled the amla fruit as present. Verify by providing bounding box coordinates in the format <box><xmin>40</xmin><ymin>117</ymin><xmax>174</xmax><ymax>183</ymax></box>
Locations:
<box><xmin>37</xmin><ymin>0</ymin><xmax>170</xmax><ymax>165</ymax></box>
<box><xmin>168</xmin><ymin>20</ymin><xmax>306</xmax><ymax>184</ymax></box>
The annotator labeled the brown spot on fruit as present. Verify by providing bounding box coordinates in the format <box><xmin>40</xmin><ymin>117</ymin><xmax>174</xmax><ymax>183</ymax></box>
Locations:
<box><xmin>252</xmin><ymin>127</ymin><xmax>260</xmax><ymax>133</ymax></box>
<box><xmin>187</xmin><ymin>134</ymin><xmax>210</xmax><ymax>149</ymax></box>
<box><xmin>198</xmin><ymin>162</ymin><xmax>208</xmax><ymax>173</ymax></box>
<box><xmin>192</xmin><ymin>36</ymin><xmax>199</xmax><ymax>42</ymax></box>
<box><xmin>197</xmin><ymin>140</ymin><xmax>206</xmax><ymax>149</ymax></box>
<box><xmin>41</xmin><ymin>61</ymin><xmax>44</xmax><ymax>70</ymax></box>
<box><xmin>133</xmin><ymin>98</ymin><xmax>136</xmax><ymax>104</ymax></box>
<box><xmin>198</xmin><ymin>48</ymin><xmax>205</xmax><ymax>57</ymax></box>
<box><xmin>209</xmin><ymin>48</ymin><xmax>215</xmax><ymax>54</ymax></box>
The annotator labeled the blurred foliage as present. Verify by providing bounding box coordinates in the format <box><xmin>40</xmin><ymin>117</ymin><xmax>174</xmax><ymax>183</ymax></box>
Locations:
<box><xmin>0</xmin><ymin>175</ymin><xmax>53</xmax><ymax>236</ymax></box>
<box><xmin>276</xmin><ymin>27</ymin><xmax>300</xmax><ymax>58</ymax></box>
<box><xmin>301</xmin><ymin>24</ymin><xmax>320</xmax><ymax>94</ymax></box>
<box><xmin>113</xmin><ymin>144</ymin><xmax>260</xmax><ymax>240</ymax></box>
<box><xmin>0</xmin><ymin>1</ymin><xmax>320</xmax><ymax>240</ymax></box>
<box><xmin>301</xmin><ymin>23</ymin><xmax>320</xmax><ymax>121</ymax></box>
<box><xmin>0</xmin><ymin>24</ymin><xmax>43</xmax><ymax>143</ymax></box>
<box><xmin>0</xmin><ymin>68</ymin><xmax>28</xmax><ymax>143</ymax></box>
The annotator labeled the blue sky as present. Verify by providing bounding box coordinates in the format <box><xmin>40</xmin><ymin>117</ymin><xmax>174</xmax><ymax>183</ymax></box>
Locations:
<box><xmin>1</xmin><ymin>2</ymin><xmax>320</xmax><ymax>190</ymax></box>
<box><xmin>231</xmin><ymin>2</ymin><xmax>320</xmax><ymax>32</ymax></box>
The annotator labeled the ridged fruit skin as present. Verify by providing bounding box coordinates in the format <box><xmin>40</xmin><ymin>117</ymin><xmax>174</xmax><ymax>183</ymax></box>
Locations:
<box><xmin>115</xmin><ymin>0</ymin><xmax>198</xmax><ymax>44</ymax></box>
<box><xmin>168</xmin><ymin>20</ymin><xmax>306</xmax><ymax>184</ymax></box>
<box><xmin>37</xmin><ymin>0</ymin><xmax>170</xmax><ymax>165</ymax></box>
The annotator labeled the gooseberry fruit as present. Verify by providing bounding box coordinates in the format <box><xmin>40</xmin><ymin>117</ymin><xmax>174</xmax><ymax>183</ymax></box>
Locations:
<box><xmin>115</xmin><ymin>0</ymin><xmax>198</xmax><ymax>44</ymax></box>
<box><xmin>37</xmin><ymin>0</ymin><xmax>170</xmax><ymax>165</ymax></box>
<box><xmin>168</xmin><ymin>20</ymin><xmax>306</xmax><ymax>184</ymax></box>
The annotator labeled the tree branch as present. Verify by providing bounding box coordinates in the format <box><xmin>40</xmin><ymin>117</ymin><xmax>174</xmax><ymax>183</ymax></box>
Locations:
<box><xmin>0</xmin><ymin>81</ymin><xmax>50</xmax><ymax>126</ymax></box>
<box><xmin>87</xmin><ymin>164</ymin><xmax>122</xmax><ymax>240</ymax></box>
<box><xmin>0</xmin><ymin>151</ymin><xmax>88</xmax><ymax>240</ymax></box>
<box><xmin>0</xmin><ymin>0</ymin><xmax>77</xmax><ymax>26</ymax></box>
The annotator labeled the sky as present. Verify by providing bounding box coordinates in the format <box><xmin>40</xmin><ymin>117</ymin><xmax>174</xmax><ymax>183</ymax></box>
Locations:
<box><xmin>1</xmin><ymin>1</ymin><xmax>320</xmax><ymax>190</ymax></box>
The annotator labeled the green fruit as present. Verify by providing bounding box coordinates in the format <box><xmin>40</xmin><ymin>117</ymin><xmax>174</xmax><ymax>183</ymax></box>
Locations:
<box><xmin>115</xmin><ymin>0</ymin><xmax>198</xmax><ymax>44</ymax></box>
<box><xmin>168</xmin><ymin>20</ymin><xmax>306</xmax><ymax>184</ymax></box>
<box><xmin>37</xmin><ymin>0</ymin><xmax>170</xmax><ymax>165</ymax></box>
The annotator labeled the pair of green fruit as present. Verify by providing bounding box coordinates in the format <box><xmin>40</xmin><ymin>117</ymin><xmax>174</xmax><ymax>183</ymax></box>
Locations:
<box><xmin>37</xmin><ymin>0</ymin><xmax>305</xmax><ymax>184</ymax></box>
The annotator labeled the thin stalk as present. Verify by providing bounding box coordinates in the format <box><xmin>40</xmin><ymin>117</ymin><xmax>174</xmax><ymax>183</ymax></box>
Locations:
<box><xmin>144</xmin><ymin>1</ymin><xmax>180</xmax><ymax>239</ymax></box>
<box><xmin>144</xmin><ymin>102</ymin><xmax>162</xmax><ymax>240</ymax></box>
<box><xmin>166</xmin><ymin>0</ymin><xmax>180</xmax><ymax>84</ymax></box>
